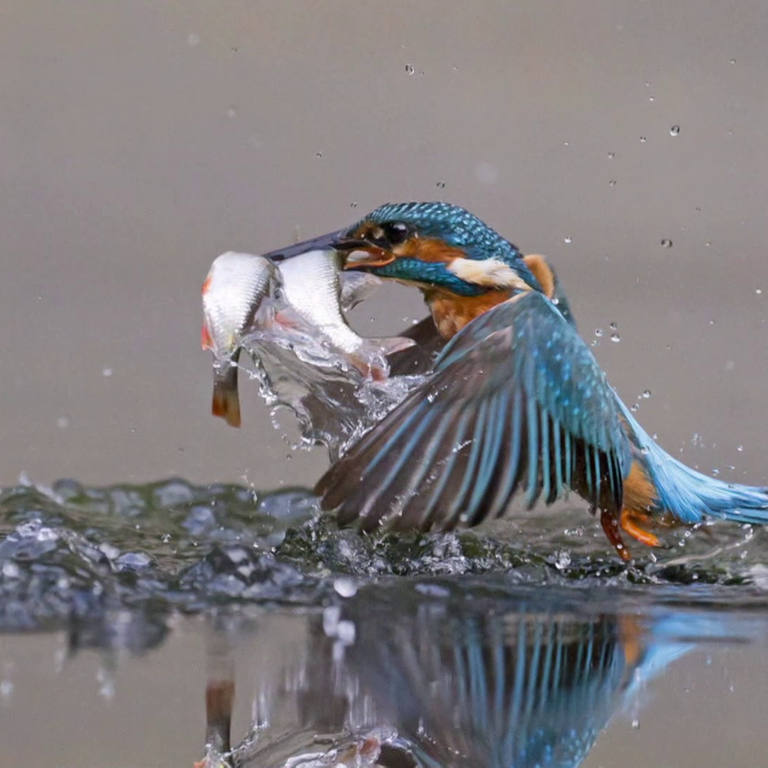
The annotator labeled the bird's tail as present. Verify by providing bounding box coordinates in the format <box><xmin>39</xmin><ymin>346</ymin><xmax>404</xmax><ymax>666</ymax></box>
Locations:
<box><xmin>618</xmin><ymin>399</ymin><xmax>768</xmax><ymax>526</ymax></box>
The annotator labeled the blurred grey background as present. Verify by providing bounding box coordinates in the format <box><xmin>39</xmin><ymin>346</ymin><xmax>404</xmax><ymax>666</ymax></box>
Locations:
<box><xmin>2</xmin><ymin>0</ymin><xmax>767</xmax><ymax>492</ymax></box>
<box><xmin>2</xmin><ymin>2</ymin><xmax>768</xmax><ymax>767</ymax></box>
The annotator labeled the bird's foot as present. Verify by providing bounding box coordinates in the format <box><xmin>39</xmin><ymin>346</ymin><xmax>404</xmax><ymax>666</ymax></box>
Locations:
<box><xmin>620</xmin><ymin>508</ymin><xmax>662</xmax><ymax>548</ymax></box>
<box><xmin>600</xmin><ymin>510</ymin><xmax>632</xmax><ymax>562</ymax></box>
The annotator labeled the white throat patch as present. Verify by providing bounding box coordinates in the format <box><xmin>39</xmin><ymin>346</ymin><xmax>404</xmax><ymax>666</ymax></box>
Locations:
<box><xmin>447</xmin><ymin>257</ymin><xmax>530</xmax><ymax>290</ymax></box>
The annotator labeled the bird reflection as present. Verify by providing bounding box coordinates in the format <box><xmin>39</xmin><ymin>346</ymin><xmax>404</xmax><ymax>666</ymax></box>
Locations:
<box><xmin>339</xmin><ymin>592</ymin><xmax>645</xmax><ymax>768</ymax></box>
<box><xmin>201</xmin><ymin>583</ymin><xmax>707</xmax><ymax>768</ymax></box>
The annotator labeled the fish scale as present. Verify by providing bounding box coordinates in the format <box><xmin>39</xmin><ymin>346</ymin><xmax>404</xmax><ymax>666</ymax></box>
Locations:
<box><xmin>202</xmin><ymin>252</ymin><xmax>278</xmax><ymax>428</ymax></box>
<box><xmin>202</xmin><ymin>249</ymin><xmax>414</xmax><ymax>428</ymax></box>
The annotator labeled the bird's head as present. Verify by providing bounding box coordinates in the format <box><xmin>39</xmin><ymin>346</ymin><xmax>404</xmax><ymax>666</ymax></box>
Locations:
<box><xmin>266</xmin><ymin>202</ymin><xmax>543</xmax><ymax>297</ymax></box>
<box><xmin>337</xmin><ymin>202</ymin><xmax>543</xmax><ymax>297</ymax></box>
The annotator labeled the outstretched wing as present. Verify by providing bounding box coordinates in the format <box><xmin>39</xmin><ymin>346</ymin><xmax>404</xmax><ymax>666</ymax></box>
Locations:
<box><xmin>316</xmin><ymin>291</ymin><xmax>633</xmax><ymax>532</ymax></box>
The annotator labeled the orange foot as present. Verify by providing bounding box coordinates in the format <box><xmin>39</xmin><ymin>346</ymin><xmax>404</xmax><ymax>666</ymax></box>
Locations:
<box><xmin>620</xmin><ymin>508</ymin><xmax>661</xmax><ymax>548</ymax></box>
<box><xmin>601</xmin><ymin>510</ymin><xmax>632</xmax><ymax>562</ymax></box>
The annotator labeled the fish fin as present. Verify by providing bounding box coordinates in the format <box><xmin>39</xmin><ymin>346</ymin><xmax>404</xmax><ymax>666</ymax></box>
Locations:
<box><xmin>201</xmin><ymin>322</ymin><xmax>214</xmax><ymax>351</ymax></box>
<box><xmin>211</xmin><ymin>364</ymin><xmax>241</xmax><ymax>428</ymax></box>
<box><xmin>373</xmin><ymin>336</ymin><xmax>417</xmax><ymax>356</ymax></box>
<box><xmin>347</xmin><ymin>337</ymin><xmax>418</xmax><ymax>381</ymax></box>
<box><xmin>345</xmin><ymin>353</ymin><xmax>389</xmax><ymax>382</ymax></box>
<box><xmin>271</xmin><ymin>308</ymin><xmax>304</xmax><ymax>331</ymax></box>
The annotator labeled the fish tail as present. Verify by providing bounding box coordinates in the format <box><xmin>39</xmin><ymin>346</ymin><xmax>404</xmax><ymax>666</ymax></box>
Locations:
<box><xmin>347</xmin><ymin>337</ymin><xmax>417</xmax><ymax>381</ymax></box>
<box><xmin>620</xmin><ymin>400</ymin><xmax>768</xmax><ymax>525</ymax></box>
<box><xmin>211</xmin><ymin>364</ymin><xmax>241</xmax><ymax>428</ymax></box>
<box><xmin>373</xmin><ymin>336</ymin><xmax>417</xmax><ymax>356</ymax></box>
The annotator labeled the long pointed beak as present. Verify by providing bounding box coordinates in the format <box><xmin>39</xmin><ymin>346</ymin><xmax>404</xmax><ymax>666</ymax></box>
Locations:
<box><xmin>261</xmin><ymin>228</ymin><xmax>396</xmax><ymax>270</ymax></box>
<box><xmin>262</xmin><ymin>229</ymin><xmax>350</xmax><ymax>262</ymax></box>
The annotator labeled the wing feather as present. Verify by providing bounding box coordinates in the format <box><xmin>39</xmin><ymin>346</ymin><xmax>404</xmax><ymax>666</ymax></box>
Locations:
<box><xmin>316</xmin><ymin>291</ymin><xmax>633</xmax><ymax>532</ymax></box>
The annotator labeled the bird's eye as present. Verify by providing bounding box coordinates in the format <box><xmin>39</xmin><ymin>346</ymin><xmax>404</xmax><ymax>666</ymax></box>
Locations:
<box><xmin>381</xmin><ymin>221</ymin><xmax>409</xmax><ymax>245</ymax></box>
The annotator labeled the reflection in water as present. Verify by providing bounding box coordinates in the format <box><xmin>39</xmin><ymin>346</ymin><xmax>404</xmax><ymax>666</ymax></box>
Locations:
<box><xmin>199</xmin><ymin>582</ymin><xmax>759</xmax><ymax>768</ymax></box>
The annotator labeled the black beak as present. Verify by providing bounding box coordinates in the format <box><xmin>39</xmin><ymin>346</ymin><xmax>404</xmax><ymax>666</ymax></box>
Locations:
<box><xmin>262</xmin><ymin>229</ymin><xmax>367</xmax><ymax>262</ymax></box>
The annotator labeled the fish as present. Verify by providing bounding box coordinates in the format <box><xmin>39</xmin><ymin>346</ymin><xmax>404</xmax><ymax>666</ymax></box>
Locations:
<box><xmin>275</xmin><ymin>249</ymin><xmax>415</xmax><ymax>379</ymax></box>
<box><xmin>201</xmin><ymin>252</ymin><xmax>278</xmax><ymax>427</ymax></box>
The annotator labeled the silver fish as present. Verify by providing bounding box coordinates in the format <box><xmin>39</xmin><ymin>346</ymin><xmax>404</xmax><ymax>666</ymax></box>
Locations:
<box><xmin>276</xmin><ymin>249</ymin><xmax>414</xmax><ymax>379</ymax></box>
<box><xmin>201</xmin><ymin>252</ymin><xmax>277</xmax><ymax>427</ymax></box>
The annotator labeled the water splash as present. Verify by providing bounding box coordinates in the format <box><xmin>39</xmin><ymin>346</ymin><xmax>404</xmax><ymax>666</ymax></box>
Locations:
<box><xmin>238</xmin><ymin>288</ymin><xmax>432</xmax><ymax>459</ymax></box>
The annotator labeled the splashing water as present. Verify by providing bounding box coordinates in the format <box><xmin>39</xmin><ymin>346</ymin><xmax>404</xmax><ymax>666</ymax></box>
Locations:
<box><xmin>238</xmin><ymin>293</ymin><xmax>432</xmax><ymax>460</ymax></box>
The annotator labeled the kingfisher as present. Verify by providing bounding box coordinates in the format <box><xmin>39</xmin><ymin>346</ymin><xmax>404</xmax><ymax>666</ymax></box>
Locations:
<box><xmin>264</xmin><ymin>201</ymin><xmax>768</xmax><ymax>561</ymax></box>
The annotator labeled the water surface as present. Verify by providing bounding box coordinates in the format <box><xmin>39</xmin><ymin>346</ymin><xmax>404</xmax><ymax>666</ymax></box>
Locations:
<box><xmin>3</xmin><ymin>0</ymin><xmax>768</xmax><ymax>765</ymax></box>
<box><xmin>2</xmin><ymin>480</ymin><xmax>768</xmax><ymax>766</ymax></box>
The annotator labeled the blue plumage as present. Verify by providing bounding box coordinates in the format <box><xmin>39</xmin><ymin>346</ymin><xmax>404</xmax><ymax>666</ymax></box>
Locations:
<box><xmin>318</xmin><ymin>292</ymin><xmax>631</xmax><ymax>532</ymax></box>
<box><xmin>374</xmin><ymin>258</ymin><xmax>486</xmax><ymax>296</ymax></box>
<box><xmin>360</xmin><ymin>201</ymin><xmax>544</xmax><ymax>290</ymax></box>
<box><xmin>309</xmin><ymin>201</ymin><xmax>768</xmax><ymax>558</ymax></box>
<box><xmin>619</xmin><ymin>399</ymin><xmax>768</xmax><ymax>526</ymax></box>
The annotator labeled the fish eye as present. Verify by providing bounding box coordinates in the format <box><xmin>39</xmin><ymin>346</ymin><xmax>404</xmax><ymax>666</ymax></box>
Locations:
<box><xmin>381</xmin><ymin>221</ymin><xmax>409</xmax><ymax>246</ymax></box>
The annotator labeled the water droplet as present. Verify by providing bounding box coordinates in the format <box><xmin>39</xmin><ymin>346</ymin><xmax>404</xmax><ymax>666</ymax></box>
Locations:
<box><xmin>102</xmin><ymin>367</ymin><xmax>113</xmax><ymax>377</ymax></box>
<box><xmin>640</xmin><ymin>136</ymin><xmax>647</xmax><ymax>143</ymax></box>
<box><xmin>737</xmin><ymin>445</ymin><xmax>744</xmax><ymax>452</ymax></box>
<box><xmin>0</xmin><ymin>680</ymin><xmax>14</xmax><ymax>700</ymax></box>
<box><xmin>564</xmin><ymin>236</ymin><xmax>572</xmax><ymax>244</ymax></box>
<box><xmin>563</xmin><ymin>140</ymin><xmax>570</xmax><ymax>147</ymax></box>
<box><xmin>97</xmin><ymin>667</ymin><xmax>115</xmax><ymax>700</ymax></box>
<box><xmin>712</xmin><ymin>468</ymin><xmax>720</xmax><ymax>476</ymax></box>
<box><xmin>226</xmin><ymin>107</ymin><xmax>237</xmax><ymax>119</ymax></box>
<box><xmin>333</xmin><ymin>577</ymin><xmax>358</xmax><ymax>598</ymax></box>
<box><xmin>642</xmin><ymin>389</ymin><xmax>651</xmax><ymax>398</ymax></box>
<box><xmin>631</xmin><ymin>718</ymin><xmax>640</xmax><ymax>730</ymax></box>
<box><xmin>590</xmin><ymin>339</ymin><xmax>599</xmax><ymax>347</ymax></box>
<box><xmin>187</xmin><ymin>33</ymin><xmax>200</xmax><ymax>47</ymax></box>
<box><xmin>56</xmin><ymin>416</ymin><xmax>70</xmax><ymax>429</ymax></box>
<box><xmin>756</xmin><ymin>288</ymin><xmax>763</xmax><ymax>295</ymax></box>
<box><xmin>594</xmin><ymin>328</ymin><xmax>604</xmax><ymax>337</ymax></box>
<box><xmin>405</xmin><ymin>63</ymin><xmax>415</xmax><ymax>75</ymax></box>
<box><xmin>436</xmin><ymin>181</ymin><xmax>446</xmax><ymax>188</ymax></box>
<box><xmin>161</xmin><ymin>533</ymin><xmax>172</xmax><ymax>544</ymax></box>
<box><xmin>730</xmin><ymin>58</ymin><xmax>736</xmax><ymax>65</ymax></box>
<box><xmin>608</xmin><ymin>179</ymin><xmax>617</xmax><ymax>187</ymax></box>
<box><xmin>610</xmin><ymin>322</ymin><xmax>617</xmax><ymax>331</ymax></box>
<box><xmin>610</xmin><ymin>333</ymin><xmax>620</xmax><ymax>342</ymax></box>
<box><xmin>350</xmin><ymin>201</ymin><xmax>358</xmax><ymax>208</ymax></box>
<box><xmin>607</xmin><ymin>152</ymin><xmax>615</xmax><ymax>159</ymax></box>
<box><xmin>705</xmin><ymin>241</ymin><xmax>711</xmax><ymax>247</ymax></box>
<box><xmin>315</xmin><ymin>151</ymin><xmax>322</xmax><ymax>158</ymax></box>
<box><xmin>661</xmin><ymin>238</ymin><xmax>673</xmax><ymax>248</ymax></box>
<box><xmin>630</xmin><ymin>403</ymin><xmax>639</xmax><ymax>412</ymax></box>
<box><xmin>670</xmin><ymin>125</ymin><xmax>681</xmax><ymax>136</ymax></box>
<box><xmin>98</xmin><ymin>542</ymin><xmax>120</xmax><ymax>560</ymax></box>
<box><xmin>641</xmin><ymin>446</ymin><xmax>650</xmax><ymax>455</ymax></box>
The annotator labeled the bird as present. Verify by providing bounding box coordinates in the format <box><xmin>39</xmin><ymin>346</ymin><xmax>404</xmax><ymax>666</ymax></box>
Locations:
<box><xmin>265</xmin><ymin>202</ymin><xmax>768</xmax><ymax>561</ymax></box>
